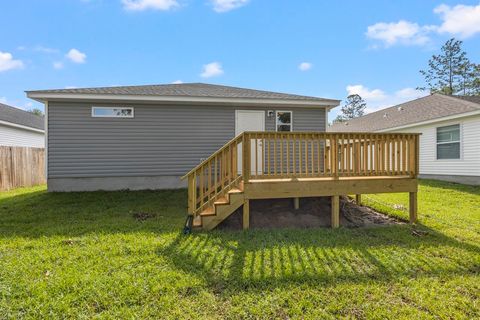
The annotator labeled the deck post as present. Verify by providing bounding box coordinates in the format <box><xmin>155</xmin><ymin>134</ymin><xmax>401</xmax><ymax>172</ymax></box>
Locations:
<box><xmin>243</xmin><ymin>198</ymin><xmax>250</xmax><ymax>230</ymax></box>
<box><xmin>242</xmin><ymin>133</ymin><xmax>251</xmax><ymax>183</ymax></box>
<box><xmin>293</xmin><ymin>197</ymin><xmax>300</xmax><ymax>209</ymax></box>
<box><xmin>409</xmin><ymin>192</ymin><xmax>417</xmax><ymax>223</ymax></box>
<box><xmin>187</xmin><ymin>174</ymin><xmax>196</xmax><ymax>216</ymax></box>
<box><xmin>331</xmin><ymin>195</ymin><xmax>340</xmax><ymax>228</ymax></box>
<box><xmin>355</xmin><ymin>194</ymin><xmax>361</xmax><ymax>205</ymax></box>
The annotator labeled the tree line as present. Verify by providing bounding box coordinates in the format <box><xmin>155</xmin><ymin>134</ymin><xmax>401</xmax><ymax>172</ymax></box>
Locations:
<box><xmin>334</xmin><ymin>38</ymin><xmax>480</xmax><ymax>123</ymax></box>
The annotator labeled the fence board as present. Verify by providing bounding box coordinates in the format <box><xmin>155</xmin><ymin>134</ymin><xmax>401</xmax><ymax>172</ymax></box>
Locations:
<box><xmin>0</xmin><ymin>146</ymin><xmax>46</xmax><ymax>191</ymax></box>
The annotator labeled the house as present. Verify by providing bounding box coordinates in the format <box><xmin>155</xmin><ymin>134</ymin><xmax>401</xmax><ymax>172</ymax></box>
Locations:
<box><xmin>0</xmin><ymin>102</ymin><xmax>44</xmax><ymax>148</ymax></box>
<box><xmin>27</xmin><ymin>83</ymin><xmax>422</xmax><ymax>230</ymax></box>
<box><xmin>26</xmin><ymin>83</ymin><xmax>339</xmax><ymax>191</ymax></box>
<box><xmin>329</xmin><ymin>94</ymin><xmax>480</xmax><ymax>185</ymax></box>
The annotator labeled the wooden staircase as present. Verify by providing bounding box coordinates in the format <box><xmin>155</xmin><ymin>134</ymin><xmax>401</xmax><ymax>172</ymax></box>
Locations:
<box><xmin>193</xmin><ymin>183</ymin><xmax>244</xmax><ymax>230</ymax></box>
<box><xmin>182</xmin><ymin>133</ymin><xmax>246</xmax><ymax>231</ymax></box>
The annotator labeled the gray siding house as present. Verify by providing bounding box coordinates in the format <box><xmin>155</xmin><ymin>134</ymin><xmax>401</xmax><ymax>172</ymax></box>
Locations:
<box><xmin>27</xmin><ymin>83</ymin><xmax>339</xmax><ymax>191</ymax></box>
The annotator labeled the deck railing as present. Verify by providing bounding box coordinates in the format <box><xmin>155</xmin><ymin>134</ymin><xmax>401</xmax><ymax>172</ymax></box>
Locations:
<box><xmin>182</xmin><ymin>132</ymin><xmax>419</xmax><ymax>217</ymax></box>
<box><xmin>181</xmin><ymin>133</ymin><xmax>245</xmax><ymax>216</ymax></box>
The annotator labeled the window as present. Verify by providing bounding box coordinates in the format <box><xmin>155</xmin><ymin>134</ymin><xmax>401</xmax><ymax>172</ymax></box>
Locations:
<box><xmin>276</xmin><ymin>111</ymin><xmax>292</xmax><ymax>132</ymax></box>
<box><xmin>436</xmin><ymin>124</ymin><xmax>460</xmax><ymax>159</ymax></box>
<box><xmin>92</xmin><ymin>107</ymin><xmax>134</xmax><ymax>118</ymax></box>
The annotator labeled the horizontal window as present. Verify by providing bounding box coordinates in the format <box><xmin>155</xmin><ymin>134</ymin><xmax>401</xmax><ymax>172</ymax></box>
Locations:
<box><xmin>436</xmin><ymin>124</ymin><xmax>460</xmax><ymax>159</ymax></box>
<box><xmin>92</xmin><ymin>107</ymin><xmax>134</xmax><ymax>118</ymax></box>
<box><xmin>276</xmin><ymin>111</ymin><xmax>292</xmax><ymax>132</ymax></box>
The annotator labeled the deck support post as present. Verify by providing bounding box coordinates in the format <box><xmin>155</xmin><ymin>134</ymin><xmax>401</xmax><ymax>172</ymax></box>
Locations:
<box><xmin>355</xmin><ymin>194</ymin><xmax>361</xmax><ymax>205</ymax></box>
<box><xmin>187</xmin><ymin>174</ymin><xmax>196</xmax><ymax>216</ymax></box>
<box><xmin>331</xmin><ymin>195</ymin><xmax>340</xmax><ymax>228</ymax></box>
<box><xmin>409</xmin><ymin>192</ymin><xmax>417</xmax><ymax>224</ymax></box>
<box><xmin>293</xmin><ymin>197</ymin><xmax>300</xmax><ymax>210</ymax></box>
<box><xmin>243</xmin><ymin>199</ymin><xmax>250</xmax><ymax>230</ymax></box>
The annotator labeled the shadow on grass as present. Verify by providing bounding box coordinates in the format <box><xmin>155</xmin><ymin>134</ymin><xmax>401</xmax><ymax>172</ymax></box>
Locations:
<box><xmin>0</xmin><ymin>188</ymin><xmax>188</xmax><ymax>238</ymax></box>
<box><xmin>1</xmin><ymin>184</ymin><xmax>479</xmax><ymax>292</ymax></box>
<box><xmin>157</xmin><ymin>225</ymin><xmax>480</xmax><ymax>292</ymax></box>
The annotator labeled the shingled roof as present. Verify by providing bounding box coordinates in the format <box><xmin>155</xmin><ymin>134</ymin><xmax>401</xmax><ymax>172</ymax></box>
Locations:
<box><xmin>26</xmin><ymin>83</ymin><xmax>339</xmax><ymax>105</ymax></box>
<box><xmin>329</xmin><ymin>94</ymin><xmax>480</xmax><ymax>132</ymax></box>
<box><xmin>0</xmin><ymin>103</ymin><xmax>44</xmax><ymax>131</ymax></box>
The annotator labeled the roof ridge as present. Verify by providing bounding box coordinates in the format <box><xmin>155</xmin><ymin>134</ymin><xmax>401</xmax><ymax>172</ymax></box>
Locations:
<box><xmin>438</xmin><ymin>93</ymin><xmax>480</xmax><ymax>109</ymax></box>
<box><xmin>26</xmin><ymin>82</ymin><xmax>340</xmax><ymax>103</ymax></box>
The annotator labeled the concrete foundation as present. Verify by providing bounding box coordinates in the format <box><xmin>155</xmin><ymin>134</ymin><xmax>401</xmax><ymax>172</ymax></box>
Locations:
<box><xmin>419</xmin><ymin>174</ymin><xmax>480</xmax><ymax>186</ymax></box>
<box><xmin>48</xmin><ymin>176</ymin><xmax>186</xmax><ymax>192</ymax></box>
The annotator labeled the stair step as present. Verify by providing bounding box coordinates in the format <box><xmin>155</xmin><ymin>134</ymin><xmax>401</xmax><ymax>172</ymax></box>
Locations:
<box><xmin>193</xmin><ymin>215</ymin><xmax>202</xmax><ymax>227</ymax></box>
<box><xmin>199</xmin><ymin>207</ymin><xmax>215</xmax><ymax>216</ymax></box>
<box><xmin>214</xmin><ymin>197</ymin><xmax>229</xmax><ymax>205</ymax></box>
<box><xmin>228</xmin><ymin>188</ymin><xmax>243</xmax><ymax>194</ymax></box>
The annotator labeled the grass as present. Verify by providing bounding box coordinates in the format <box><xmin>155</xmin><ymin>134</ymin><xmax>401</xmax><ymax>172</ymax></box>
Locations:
<box><xmin>0</xmin><ymin>180</ymin><xmax>479</xmax><ymax>319</ymax></box>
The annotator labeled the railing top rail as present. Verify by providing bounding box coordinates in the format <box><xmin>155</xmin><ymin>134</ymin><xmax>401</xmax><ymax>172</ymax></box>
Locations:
<box><xmin>243</xmin><ymin>131</ymin><xmax>421</xmax><ymax>136</ymax></box>
<box><xmin>181</xmin><ymin>132</ymin><xmax>244</xmax><ymax>180</ymax></box>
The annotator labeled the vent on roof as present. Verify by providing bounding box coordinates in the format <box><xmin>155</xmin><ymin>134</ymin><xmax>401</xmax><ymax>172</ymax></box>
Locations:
<box><xmin>383</xmin><ymin>113</ymin><xmax>388</xmax><ymax>118</ymax></box>
<box><xmin>397</xmin><ymin>106</ymin><xmax>404</xmax><ymax>111</ymax></box>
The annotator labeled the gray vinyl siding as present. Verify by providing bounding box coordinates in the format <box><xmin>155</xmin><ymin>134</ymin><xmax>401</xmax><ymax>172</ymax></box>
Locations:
<box><xmin>48</xmin><ymin>102</ymin><xmax>326</xmax><ymax>178</ymax></box>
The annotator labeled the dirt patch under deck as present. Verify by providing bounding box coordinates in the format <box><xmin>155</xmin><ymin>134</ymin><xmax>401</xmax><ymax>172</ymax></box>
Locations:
<box><xmin>218</xmin><ymin>196</ymin><xmax>403</xmax><ymax>230</ymax></box>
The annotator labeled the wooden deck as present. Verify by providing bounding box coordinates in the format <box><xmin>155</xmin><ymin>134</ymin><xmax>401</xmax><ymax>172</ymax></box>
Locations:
<box><xmin>182</xmin><ymin>132</ymin><xmax>420</xmax><ymax>230</ymax></box>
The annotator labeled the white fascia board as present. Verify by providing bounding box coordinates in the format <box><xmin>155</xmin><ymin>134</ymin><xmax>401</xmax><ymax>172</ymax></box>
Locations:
<box><xmin>0</xmin><ymin>119</ymin><xmax>45</xmax><ymax>133</ymax></box>
<box><xmin>376</xmin><ymin>110</ymin><xmax>480</xmax><ymax>132</ymax></box>
<box><xmin>26</xmin><ymin>92</ymin><xmax>340</xmax><ymax>109</ymax></box>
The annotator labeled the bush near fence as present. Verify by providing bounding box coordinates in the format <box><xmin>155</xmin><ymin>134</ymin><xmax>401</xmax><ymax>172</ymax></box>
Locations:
<box><xmin>0</xmin><ymin>146</ymin><xmax>46</xmax><ymax>191</ymax></box>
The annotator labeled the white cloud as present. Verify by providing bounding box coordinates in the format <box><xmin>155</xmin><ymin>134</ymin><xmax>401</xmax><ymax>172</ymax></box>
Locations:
<box><xmin>200</xmin><ymin>62</ymin><xmax>224</xmax><ymax>78</ymax></box>
<box><xmin>172</xmin><ymin>80</ymin><xmax>183</xmax><ymax>84</ymax></box>
<box><xmin>366</xmin><ymin>20</ymin><xmax>433</xmax><ymax>47</ymax></box>
<box><xmin>53</xmin><ymin>61</ymin><xmax>64</xmax><ymax>69</ymax></box>
<box><xmin>66</xmin><ymin>48</ymin><xmax>86</xmax><ymax>64</ymax></box>
<box><xmin>346</xmin><ymin>84</ymin><xmax>387</xmax><ymax>101</ymax></box>
<box><xmin>65</xmin><ymin>86</ymin><xmax>78</xmax><ymax>89</ymax></box>
<box><xmin>0</xmin><ymin>97</ymin><xmax>7</xmax><ymax>104</ymax></box>
<box><xmin>34</xmin><ymin>46</ymin><xmax>59</xmax><ymax>54</ymax></box>
<box><xmin>211</xmin><ymin>0</ymin><xmax>249</xmax><ymax>13</ymax></box>
<box><xmin>345</xmin><ymin>85</ymin><xmax>427</xmax><ymax>114</ymax></box>
<box><xmin>434</xmin><ymin>3</ymin><xmax>480</xmax><ymax>38</ymax></box>
<box><xmin>122</xmin><ymin>0</ymin><xmax>179</xmax><ymax>11</ymax></box>
<box><xmin>0</xmin><ymin>51</ymin><xmax>24</xmax><ymax>72</ymax></box>
<box><xmin>298</xmin><ymin>62</ymin><xmax>312</xmax><ymax>71</ymax></box>
<box><xmin>366</xmin><ymin>3</ymin><xmax>480</xmax><ymax>48</ymax></box>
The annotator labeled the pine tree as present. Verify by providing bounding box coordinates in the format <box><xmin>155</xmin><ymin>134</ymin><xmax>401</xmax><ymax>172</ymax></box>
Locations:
<box><xmin>418</xmin><ymin>38</ymin><xmax>475</xmax><ymax>95</ymax></box>
<box><xmin>334</xmin><ymin>94</ymin><xmax>366</xmax><ymax>123</ymax></box>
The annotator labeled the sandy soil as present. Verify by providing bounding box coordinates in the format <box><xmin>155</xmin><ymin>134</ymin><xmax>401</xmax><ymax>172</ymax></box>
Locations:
<box><xmin>218</xmin><ymin>196</ymin><xmax>403</xmax><ymax>230</ymax></box>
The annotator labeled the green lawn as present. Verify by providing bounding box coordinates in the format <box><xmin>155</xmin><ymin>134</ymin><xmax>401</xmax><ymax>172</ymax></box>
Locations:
<box><xmin>0</xmin><ymin>180</ymin><xmax>479</xmax><ymax>319</ymax></box>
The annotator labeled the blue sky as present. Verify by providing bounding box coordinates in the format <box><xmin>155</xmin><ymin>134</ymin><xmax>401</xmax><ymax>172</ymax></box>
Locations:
<box><xmin>1</xmin><ymin>0</ymin><xmax>479</xmax><ymax>120</ymax></box>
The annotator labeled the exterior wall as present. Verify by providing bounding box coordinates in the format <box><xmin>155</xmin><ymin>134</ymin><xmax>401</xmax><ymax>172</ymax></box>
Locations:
<box><xmin>390</xmin><ymin>114</ymin><xmax>480</xmax><ymax>181</ymax></box>
<box><xmin>0</xmin><ymin>124</ymin><xmax>44</xmax><ymax>148</ymax></box>
<box><xmin>47</xmin><ymin>101</ymin><xmax>326</xmax><ymax>191</ymax></box>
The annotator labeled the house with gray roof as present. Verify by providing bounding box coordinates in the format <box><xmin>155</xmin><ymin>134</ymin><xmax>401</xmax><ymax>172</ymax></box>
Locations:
<box><xmin>329</xmin><ymin>94</ymin><xmax>480</xmax><ymax>185</ymax></box>
<box><xmin>27</xmin><ymin>83</ymin><xmax>340</xmax><ymax>191</ymax></box>
<box><xmin>0</xmin><ymin>102</ymin><xmax>45</xmax><ymax>148</ymax></box>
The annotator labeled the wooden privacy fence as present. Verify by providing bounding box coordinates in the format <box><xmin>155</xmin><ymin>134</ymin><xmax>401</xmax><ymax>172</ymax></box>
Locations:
<box><xmin>182</xmin><ymin>132</ymin><xmax>420</xmax><ymax>218</ymax></box>
<box><xmin>0</xmin><ymin>146</ymin><xmax>46</xmax><ymax>191</ymax></box>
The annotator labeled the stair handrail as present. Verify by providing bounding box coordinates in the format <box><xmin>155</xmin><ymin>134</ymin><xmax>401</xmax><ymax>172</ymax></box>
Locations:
<box><xmin>181</xmin><ymin>132</ymin><xmax>245</xmax><ymax>180</ymax></box>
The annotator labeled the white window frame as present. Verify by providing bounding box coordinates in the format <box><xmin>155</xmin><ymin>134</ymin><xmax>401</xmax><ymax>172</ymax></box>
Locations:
<box><xmin>436</xmin><ymin>123</ymin><xmax>461</xmax><ymax>160</ymax></box>
<box><xmin>91</xmin><ymin>106</ymin><xmax>134</xmax><ymax>118</ymax></box>
<box><xmin>275</xmin><ymin>110</ymin><xmax>293</xmax><ymax>132</ymax></box>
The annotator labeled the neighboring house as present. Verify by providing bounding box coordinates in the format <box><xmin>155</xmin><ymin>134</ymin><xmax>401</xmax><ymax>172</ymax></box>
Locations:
<box><xmin>0</xmin><ymin>103</ymin><xmax>45</xmax><ymax>148</ymax></box>
<box><xmin>27</xmin><ymin>83</ymin><xmax>340</xmax><ymax>191</ymax></box>
<box><xmin>329</xmin><ymin>94</ymin><xmax>480</xmax><ymax>185</ymax></box>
